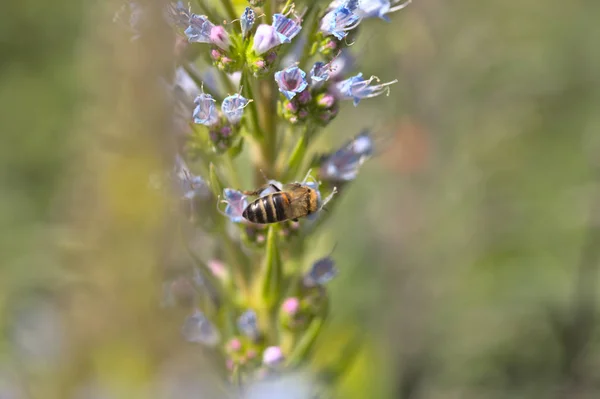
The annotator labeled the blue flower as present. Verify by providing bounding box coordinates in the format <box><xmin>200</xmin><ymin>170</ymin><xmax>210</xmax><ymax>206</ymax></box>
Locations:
<box><xmin>334</xmin><ymin>73</ymin><xmax>398</xmax><ymax>106</ymax></box>
<box><xmin>237</xmin><ymin>310</ymin><xmax>259</xmax><ymax>339</ymax></box>
<box><xmin>272</xmin><ymin>13</ymin><xmax>302</xmax><ymax>44</ymax></box>
<box><xmin>303</xmin><ymin>257</ymin><xmax>338</xmax><ymax>287</ymax></box>
<box><xmin>252</xmin><ymin>24</ymin><xmax>280</xmax><ymax>55</ymax></box>
<box><xmin>320</xmin><ymin>5</ymin><xmax>360</xmax><ymax>40</ymax></box>
<box><xmin>240</xmin><ymin>7</ymin><xmax>255</xmax><ymax>37</ymax></box>
<box><xmin>222</xmin><ymin>93</ymin><xmax>251</xmax><ymax>124</ymax></box>
<box><xmin>185</xmin><ymin>14</ymin><xmax>214</xmax><ymax>43</ymax></box>
<box><xmin>220</xmin><ymin>188</ymin><xmax>248</xmax><ymax>223</ymax></box>
<box><xmin>309</xmin><ymin>61</ymin><xmax>334</xmax><ymax>84</ymax></box>
<box><xmin>274</xmin><ymin>66</ymin><xmax>308</xmax><ymax>100</ymax></box>
<box><xmin>355</xmin><ymin>0</ymin><xmax>412</xmax><ymax>20</ymax></box>
<box><xmin>319</xmin><ymin>131</ymin><xmax>373</xmax><ymax>181</ymax></box>
<box><xmin>193</xmin><ymin>92</ymin><xmax>219</xmax><ymax>126</ymax></box>
<box><xmin>181</xmin><ymin>309</ymin><xmax>220</xmax><ymax>345</ymax></box>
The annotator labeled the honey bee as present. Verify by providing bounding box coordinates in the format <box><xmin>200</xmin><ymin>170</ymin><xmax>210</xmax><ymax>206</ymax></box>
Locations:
<box><xmin>241</xmin><ymin>174</ymin><xmax>336</xmax><ymax>224</ymax></box>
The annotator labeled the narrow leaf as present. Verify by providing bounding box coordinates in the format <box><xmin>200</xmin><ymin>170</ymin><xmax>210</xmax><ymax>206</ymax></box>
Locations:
<box><xmin>209</xmin><ymin>162</ymin><xmax>224</xmax><ymax>198</ymax></box>
<box><xmin>285</xmin><ymin>317</ymin><xmax>325</xmax><ymax>368</ymax></box>
<box><xmin>260</xmin><ymin>226</ymin><xmax>283</xmax><ymax>308</ymax></box>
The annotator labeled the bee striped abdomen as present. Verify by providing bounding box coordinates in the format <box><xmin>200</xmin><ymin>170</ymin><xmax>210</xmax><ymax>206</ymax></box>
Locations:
<box><xmin>243</xmin><ymin>192</ymin><xmax>291</xmax><ymax>224</ymax></box>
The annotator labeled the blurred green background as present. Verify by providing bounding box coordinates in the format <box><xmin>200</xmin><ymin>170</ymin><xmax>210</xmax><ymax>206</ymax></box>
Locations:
<box><xmin>2</xmin><ymin>0</ymin><xmax>600</xmax><ymax>398</ymax></box>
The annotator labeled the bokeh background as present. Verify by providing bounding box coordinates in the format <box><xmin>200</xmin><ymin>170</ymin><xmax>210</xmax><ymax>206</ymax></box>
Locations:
<box><xmin>2</xmin><ymin>0</ymin><xmax>600</xmax><ymax>398</ymax></box>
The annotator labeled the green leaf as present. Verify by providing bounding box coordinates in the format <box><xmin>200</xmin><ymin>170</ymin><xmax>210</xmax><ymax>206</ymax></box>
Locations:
<box><xmin>209</xmin><ymin>162</ymin><xmax>225</xmax><ymax>198</ymax></box>
<box><xmin>285</xmin><ymin>317</ymin><xmax>325</xmax><ymax>368</ymax></box>
<box><xmin>260</xmin><ymin>226</ymin><xmax>283</xmax><ymax>308</ymax></box>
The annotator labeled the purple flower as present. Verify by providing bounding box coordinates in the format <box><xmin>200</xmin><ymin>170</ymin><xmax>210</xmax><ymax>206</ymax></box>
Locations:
<box><xmin>309</xmin><ymin>61</ymin><xmax>335</xmax><ymax>84</ymax></box>
<box><xmin>274</xmin><ymin>66</ymin><xmax>308</xmax><ymax>100</ymax></box>
<box><xmin>222</xmin><ymin>93</ymin><xmax>251</xmax><ymax>124</ymax></box>
<box><xmin>193</xmin><ymin>92</ymin><xmax>219</xmax><ymax>126</ymax></box>
<box><xmin>262</xmin><ymin>346</ymin><xmax>285</xmax><ymax>367</ymax></box>
<box><xmin>320</xmin><ymin>5</ymin><xmax>360</xmax><ymax>40</ymax></box>
<box><xmin>185</xmin><ymin>14</ymin><xmax>214</xmax><ymax>43</ymax></box>
<box><xmin>181</xmin><ymin>309</ymin><xmax>220</xmax><ymax>345</ymax></box>
<box><xmin>237</xmin><ymin>310</ymin><xmax>259</xmax><ymax>339</ymax></box>
<box><xmin>334</xmin><ymin>73</ymin><xmax>398</xmax><ymax>106</ymax></box>
<box><xmin>304</xmin><ymin>257</ymin><xmax>338</xmax><ymax>287</ymax></box>
<box><xmin>220</xmin><ymin>188</ymin><xmax>248</xmax><ymax>223</ymax></box>
<box><xmin>252</xmin><ymin>24</ymin><xmax>281</xmax><ymax>55</ymax></box>
<box><xmin>209</xmin><ymin>25</ymin><xmax>231</xmax><ymax>50</ymax></box>
<box><xmin>240</xmin><ymin>7</ymin><xmax>255</xmax><ymax>37</ymax></box>
<box><xmin>272</xmin><ymin>13</ymin><xmax>302</xmax><ymax>44</ymax></box>
<box><xmin>319</xmin><ymin>131</ymin><xmax>373</xmax><ymax>181</ymax></box>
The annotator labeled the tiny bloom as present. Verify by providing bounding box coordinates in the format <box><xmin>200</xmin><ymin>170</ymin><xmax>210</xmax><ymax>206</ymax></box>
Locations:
<box><xmin>252</xmin><ymin>24</ymin><xmax>280</xmax><ymax>55</ymax></box>
<box><xmin>281</xmin><ymin>297</ymin><xmax>300</xmax><ymax>315</ymax></box>
<box><xmin>185</xmin><ymin>14</ymin><xmax>214</xmax><ymax>43</ymax></box>
<box><xmin>174</xmin><ymin>154</ymin><xmax>210</xmax><ymax>199</ymax></box>
<box><xmin>207</xmin><ymin>259</ymin><xmax>228</xmax><ymax>280</ymax></box>
<box><xmin>262</xmin><ymin>346</ymin><xmax>284</xmax><ymax>367</ymax></box>
<box><xmin>221</xmin><ymin>188</ymin><xmax>248</xmax><ymax>223</ymax></box>
<box><xmin>181</xmin><ymin>309</ymin><xmax>220</xmax><ymax>345</ymax></box>
<box><xmin>237</xmin><ymin>310</ymin><xmax>260</xmax><ymax>339</ymax></box>
<box><xmin>274</xmin><ymin>66</ymin><xmax>308</xmax><ymax>100</ymax></box>
<box><xmin>319</xmin><ymin>131</ymin><xmax>373</xmax><ymax>181</ymax></box>
<box><xmin>193</xmin><ymin>92</ymin><xmax>219</xmax><ymax>125</ymax></box>
<box><xmin>209</xmin><ymin>25</ymin><xmax>231</xmax><ymax>50</ymax></box>
<box><xmin>221</xmin><ymin>93</ymin><xmax>251</xmax><ymax>124</ymax></box>
<box><xmin>304</xmin><ymin>257</ymin><xmax>338</xmax><ymax>287</ymax></box>
<box><xmin>272</xmin><ymin>13</ymin><xmax>302</xmax><ymax>44</ymax></box>
<box><xmin>310</xmin><ymin>61</ymin><xmax>334</xmax><ymax>84</ymax></box>
<box><xmin>226</xmin><ymin>338</ymin><xmax>242</xmax><ymax>352</ymax></box>
<box><xmin>334</xmin><ymin>73</ymin><xmax>398</xmax><ymax>106</ymax></box>
<box><xmin>355</xmin><ymin>0</ymin><xmax>412</xmax><ymax>20</ymax></box>
<box><xmin>317</xmin><ymin>93</ymin><xmax>336</xmax><ymax>108</ymax></box>
<box><xmin>240</xmin><ymin>7</ymin><xmax>255</xmax><ymax>37</ymax></box>
<box><xmin>320</xmin><ymin>5</ymin><xmax>360</xmax><ymax>40</ymax></box>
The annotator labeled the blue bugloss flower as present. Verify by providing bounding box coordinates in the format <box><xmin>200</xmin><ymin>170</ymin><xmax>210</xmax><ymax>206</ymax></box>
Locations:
<box><xmin>334</xmin><ymin>72</ymin><xmax>398</xmax><ymax>106</ymax></box>
<box><xmin>181</xmin><ymin>309</ymin><xmax>220</xmax><ymax>345</ymax></box>
<box><xmin>304</xmin><ymin>257</ymin><xmax>338</xmax><ymax>287</ymax></box>
<box><xmin>237</xmin><ymin>310</ymin><xmax>259</xmax><ymax>339</ymax></box>
<box><xmin>193</xmin><ymin>93</ymin><xmax>219</xmax><ymax>126</ymax></box>
<box><xmin>274</xmin><ymin>66</ymin><xmax>308</xmax><ymax>100</ymax></box>
<box><xmin>355</xmin><ymin>0</ymin><xmax>412</xmax><ymax>20</ymax></box>
<box><xmin>319</xmin><ymin>131</ymin><xmax>373</xmax><ymax>181</ymax></box>
<box><xmin>222</xmin><ymin>93</ymin><xmax>251</xmax><ymax>124</ymax></box>
<box><xmin>185</xmin><ymin>14</ymin><xmax>214</xmax><ymax>43</ymax></box>
<box><xmin>221</xmin><ymin>188</ymin><xmax>248</xmax><ymax>223</ymax></box>
<box><xmin>252</xmin><ymin>24</ymin><xmax>280</xmax><ymax>55</ymax></box>
<box><xmin>174</xmin><ymin>155</ymin><xmax>211</xmax><ymax>200</ymax></box>
<box><xmin>240</xmin><ymin>7</ymin><xmax>255</xmax><ymax>37</ymax></box>
<box><xmin>320</xmin><ymin>5</ymin><xmax>360</xmax><ymax>40</ymax></box>
<box><xmin>310</xmin><ymin>61</ymin><xmax>333</xmax><ymax>84</ymax></box>
<box><xmin>272</xmin><ymin>13</ymin><xmax>302</xmax><ymax>44</ymax></box>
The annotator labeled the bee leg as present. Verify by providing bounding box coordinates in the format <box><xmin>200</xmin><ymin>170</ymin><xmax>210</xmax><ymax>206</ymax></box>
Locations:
<box><xmin>242</xmin><ymin>184</ymin><xmax>281</xmax><ymax>196</ymax></box>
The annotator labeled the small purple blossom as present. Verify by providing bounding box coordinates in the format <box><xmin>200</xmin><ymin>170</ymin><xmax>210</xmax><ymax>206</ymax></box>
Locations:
<box><xmin>240</xmin><ymin>7</ymin><xmax>255</xmax><ymax>37</ymax></box>
<box><xmin>221</xmin><ymin>188</ymin><xmax>248</xmax><ymax>223</ymax></box>
<box><xmin>262</xmin><ymin>346</ymin><xmax>284</xmax><ymax>367</ymax></box>
<box><xmin>320</xmin><ymin>5</ymin><xmax>360</xmax><ymax>40</ymax></box>
<box><xmin>252</xmin><ymin>24</ymin><xmax>281</xmax><ymax>55</ymax></box>
<box><xmin>185</xmin><ymin>14</ymin><xmax>214</xmax><ymax>43</ymax></box>
<box><xmin>281</xmin><ymin>297</ymin><xmax>300</xmax><ymax>315</ymax></box>
<box><xmin>304</xmin><ymin>257</ymin><xmax>338</xmax><ymax>287</ymax></box>
<box><xmin>193</xmin><ymin>92</ymin><xmax>219</xmax><ymax>126</ymax></box>
<box><xmin>221</xmin><ymin>93</ymin><xmax>251</xmax><ymax>124</ymax></box>
<box><xmin>310</xmin><ymin>61</ymin><xmax>334</xmax><ymax>84</ymax></box>
<box><xmin>209</xmin><ymin>25</ymin><xmax>231</xmax><ymax>50</ymax></box>
<box><xmin>181</xmin><ymin>309</ymin><xmax>220</xmax><ymax>345</ymax></box>
<box><xmin>274</xmin><ymin>66</ymin><xmax>308</xmax><ymax>100</ymax></box>
<box><xmin>334</xmin><ymin>73</ymin><xmax>398</xmax><ymax>106</ymax></box>
<box><xmin>237</xmin><ymin>310</ymin><xmax>259</xmax><ymax>339</ymax></box>
<box><xmin>272</xmin><ymin>13</ymin><xmax>302</xmax><ymax>44</ymax></box>
<box><xmin>319</xmin><ymin>131</ymin><xmax>373</xmax><ymax>181</ymax></box>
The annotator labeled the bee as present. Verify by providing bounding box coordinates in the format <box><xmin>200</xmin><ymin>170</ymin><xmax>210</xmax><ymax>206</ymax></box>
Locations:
<box><xmin>241</xmin><ymin>173</ymin><xmax>336</xmax><ymax>225</ymax></box>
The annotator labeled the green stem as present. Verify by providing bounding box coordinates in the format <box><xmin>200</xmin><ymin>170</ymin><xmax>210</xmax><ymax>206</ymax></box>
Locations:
<box><xmin>222</xmin><ymin>155</ymin><xmax>242</xmax><ymax>188</ymax></box>
<box><xmin>195</xmin><ymin>0</ymin><xmax>220</xmax><ymax>24</ymax></box>
<box><xmin>241</xmin><ymin>70</ymin><xmax>262</xmax><ymax>140</ymax></box>
<box><xmin>283</xmin><ymin>124</ymin><xmax>313</xmax><ymax>181</ymax></box>
<box><xmin>221</xmin><ymin>0</ymin><xmax>238</xmax><ymax>24</ymax></box>
<box><xmin>259</xmin><ymin>80</ymin><xmax>278</xmax><ymax>177</ymax></box>
<box><xmin>182</xmin><ymin>63</ymin><xmax>224</xmax><ymax>102</ymax></box>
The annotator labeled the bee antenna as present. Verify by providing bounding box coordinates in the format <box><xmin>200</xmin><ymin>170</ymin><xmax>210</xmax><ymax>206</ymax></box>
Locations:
<box><xmin>259</xmin><ymin>169</ymin><xmax>269</xmax><ymax>182</ymax></box>
<box><xmin>215</xmin><ymin>195</ymin><xmax>228</xmax><ymax>217</ymax></box>
<box><xmin>301</xmin><ymin>169</ymin><xmax>313</xmax><ymax>184</ymax></box>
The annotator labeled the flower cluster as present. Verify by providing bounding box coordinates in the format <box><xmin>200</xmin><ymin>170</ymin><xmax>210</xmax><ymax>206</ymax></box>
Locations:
<box><xmin>130</xmin><ymin>0</ymin><xmax>409</xmax><ymax>389</ymax></box>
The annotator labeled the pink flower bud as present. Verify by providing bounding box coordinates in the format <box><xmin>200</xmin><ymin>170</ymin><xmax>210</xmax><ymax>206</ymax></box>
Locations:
<box><xmin>282</xmin><ymin>297</ymin><xmax>300</xmax><ymax>315</ymax></box>
<box><xmin>210</xmin><ymin>26</ymin><xmax>231</xmax><ymax>51</ymax></box>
